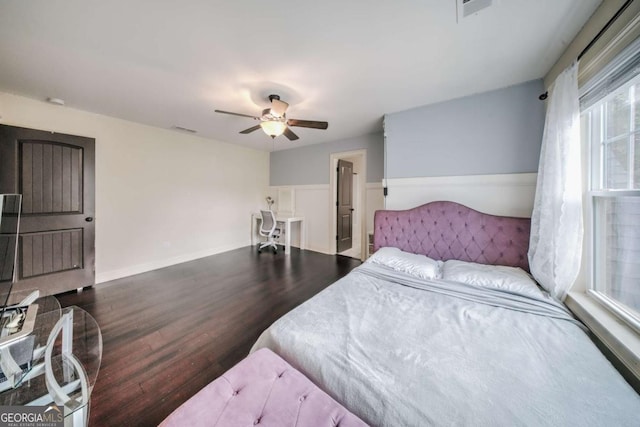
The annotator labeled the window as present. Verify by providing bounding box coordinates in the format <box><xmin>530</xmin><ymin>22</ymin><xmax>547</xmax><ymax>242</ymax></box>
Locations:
<box><xmin>581</xmin><ymin>40</ymin><xmax>640</xmax><ymax>332</ymax></box>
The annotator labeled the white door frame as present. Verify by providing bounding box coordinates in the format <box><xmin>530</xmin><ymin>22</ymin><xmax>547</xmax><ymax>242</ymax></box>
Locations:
<box><xmin>329</xmin><ymin>149</ymin><xmax>367</xmax><ymax>260</ymax></box>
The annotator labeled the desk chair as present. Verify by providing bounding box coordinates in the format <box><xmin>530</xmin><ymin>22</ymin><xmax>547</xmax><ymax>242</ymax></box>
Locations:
<box><xmin>258</xmin><ymin>210</ymin><xmax>281</xmax><ymax>253</ymax></box>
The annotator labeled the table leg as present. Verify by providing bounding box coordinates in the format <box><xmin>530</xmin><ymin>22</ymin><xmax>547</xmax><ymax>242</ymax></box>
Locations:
<box><xmin>285</xmin><ymin>220</ymin><xmax>292</xmax><ymax>255</ymax></box>
<box><xmin>300</xmin><ymin>220</ymin><xmax>306</xmax><ymax>250</ymax></box>
<box><xmin>251</xmin><ymin>215</ymin><xmax>256</xmax><ymax>247</ymax></box>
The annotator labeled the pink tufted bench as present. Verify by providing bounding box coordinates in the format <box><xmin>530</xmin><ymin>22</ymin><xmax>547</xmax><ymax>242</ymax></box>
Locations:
<box><xmin>160</xmin><ymin>348</ymin><xmax>368</xmax><ymax>427</ymax></box>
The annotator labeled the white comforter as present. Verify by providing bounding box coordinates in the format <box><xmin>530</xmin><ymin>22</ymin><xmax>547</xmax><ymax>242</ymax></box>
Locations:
<box><xmin>252</xmin><ymin>263</ymin><xmax>640</xmax><ymax>427</ymax></box>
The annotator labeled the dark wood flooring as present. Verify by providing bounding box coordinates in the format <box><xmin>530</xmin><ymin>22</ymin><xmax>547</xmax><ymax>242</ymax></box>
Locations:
<box><xmin>57</xmin><ymin>247</ymin><xmax>361</xmax><ymax>427</ymax></box>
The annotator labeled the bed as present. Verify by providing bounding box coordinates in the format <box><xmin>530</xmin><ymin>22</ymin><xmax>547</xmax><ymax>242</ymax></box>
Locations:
<box><xmin>251</xmin><ymin>201</ymin><xmax>640</xmax><ymax>426</ymax></box>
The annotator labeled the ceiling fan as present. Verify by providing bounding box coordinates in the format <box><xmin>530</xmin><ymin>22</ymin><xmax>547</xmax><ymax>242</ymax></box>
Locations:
<box><xmin>215</xmin><ymin>94</ymin><xmax>328</xmax><ymax>141</ymax></box>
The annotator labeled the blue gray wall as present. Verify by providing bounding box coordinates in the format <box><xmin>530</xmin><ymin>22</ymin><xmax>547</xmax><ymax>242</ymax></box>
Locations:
<box><xmin>384</xmin><ymin>79</ymin><xmax>545</xmax><ymax>178</ymax></box>
<box><xmin>270</xmin><ymin>132</ymin><xmax>384</xmax><ymax>185</ymax></box>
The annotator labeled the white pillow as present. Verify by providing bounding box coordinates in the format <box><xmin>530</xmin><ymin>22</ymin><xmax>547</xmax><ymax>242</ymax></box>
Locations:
<box><xmin>367</xmin><ymin>247</ymin><xmax>442</xmax><ymax>280</ymax></box>
<box><xmin>442</xmin><ymin>260</ymin><xmax>542</xmax><ymax>298</ymax></box>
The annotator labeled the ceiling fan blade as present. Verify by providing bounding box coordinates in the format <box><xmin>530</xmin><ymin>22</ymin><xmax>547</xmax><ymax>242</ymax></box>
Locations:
<box><xmin>283</xmin><ymin>127</ymin><xmax>299</xmax><ymax>141</ymax></box>
<box><xmin>214</xmin><ymin>110</ymin><xmax>260</xmax><ymax>120</ymax></box>
<box><xmin>239</xmin><ymin>125</ymin><xmax>262</xmax><ymax>134</ymax></box>
<box><xmin>270</xmin><ymin>99</ymin><xmax>289</xmax><ymax>117</ymax></box>
<box><xmin>287</xmin><ymin>119</ymin><xmax>329</xmax><ymax>130</ymax></box>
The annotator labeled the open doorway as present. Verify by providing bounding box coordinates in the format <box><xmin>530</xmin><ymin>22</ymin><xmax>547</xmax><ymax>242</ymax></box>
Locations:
<box><xmin>329</xmin><ymin>150</ymin><xmax>366</xmax><ymax>261</ymax></box>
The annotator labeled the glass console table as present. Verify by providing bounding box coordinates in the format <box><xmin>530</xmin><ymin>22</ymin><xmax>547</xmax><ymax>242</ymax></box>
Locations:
<box><xmin>0</xmin><ymin>295</ymin><xmax>102</xmax><ymax>427</ymax></box>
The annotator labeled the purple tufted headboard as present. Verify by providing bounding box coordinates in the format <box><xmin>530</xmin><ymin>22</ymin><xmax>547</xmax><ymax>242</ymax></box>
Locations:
<box><xmin>373</xmin><ymin>201</ymin><xmax>531</xmax><ymax>272</ymax></box>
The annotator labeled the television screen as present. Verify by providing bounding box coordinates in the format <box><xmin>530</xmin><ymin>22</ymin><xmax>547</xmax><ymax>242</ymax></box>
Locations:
<box><xmin>0</xmin><ymin>194</ymin><xmax>22</xmax><ymax>311</ymax></box>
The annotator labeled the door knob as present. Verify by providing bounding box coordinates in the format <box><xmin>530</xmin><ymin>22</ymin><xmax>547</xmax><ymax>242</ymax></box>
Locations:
<box><xmin>85</xmin><ymin>217</ymin><xmax>94</xmax><ymax>222</ymax></box>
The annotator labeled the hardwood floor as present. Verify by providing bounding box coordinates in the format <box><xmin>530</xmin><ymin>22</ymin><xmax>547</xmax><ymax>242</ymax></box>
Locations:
<box><xmin>57</xmin><ymin>247</ymin><xmax>361</xmax><ymax>427</ymax></box>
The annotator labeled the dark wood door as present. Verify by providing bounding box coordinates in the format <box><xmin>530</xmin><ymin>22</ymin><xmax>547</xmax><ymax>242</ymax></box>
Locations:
<box><xmin>337</xmin><ymin>159</ymin><xmax>353</xmax><ymax>253</ymax></box>
<box><xmin>0</xmin><ymin>125</ymin><xmax>95</xmax><ymax>296</ymax></box>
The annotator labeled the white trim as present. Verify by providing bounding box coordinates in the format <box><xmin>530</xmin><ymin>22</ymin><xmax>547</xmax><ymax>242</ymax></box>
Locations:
<box><xmin>590</xmin><ymin>190</ymin><xmax>640</xmax><ymax>197</ymax></box>
<box><xmin>96</xmin><ymin>241</ymin><xmax>248</xmax><ymax>284</ymax></box>
<box><xmin>304</xmin><ymin>244</ymin><xmax>333</xmax><ymax>255</ymax></box>
<box><xmin>385</xmin><ymin>173</ymin><xmax>537</xmax><ymax>218</ymax></box>
<box><xmin>276</xmin><ymin>187</ymin><xmax>295</xmax><ymax>216</ymax></box>
<box><xmin>566</xmin><ymin>291</ymin><xmax>640</xmax><ymax>382</ymax></box>
<box><xmin>270</xmin><ymin>184</ymin><xmax>330</xmax><ymax>191</ymax></box>
<box><xmin>583</xmin><ymin>73</ymin><xmax>640</xmax><ymax>333</ymax></box>
<box><xmin>589</xmin><ymin>290</ymin><xmax>640</xmax><ymax>334</ymax></box>
<box><xmin>386</xmin><ymin>173</ymin><xmax>537</xmax><ymax>188</ymax></box>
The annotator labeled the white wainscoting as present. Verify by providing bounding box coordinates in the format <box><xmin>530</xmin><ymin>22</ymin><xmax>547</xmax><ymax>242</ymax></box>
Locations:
<box><xmin>385</xmin><ymin>173</ymin><xmax>537</xmax><ymax>218</ymax></box>
<box><xmin>366</xmin><ymin>182</ymin><xmax>385</xmax><ymax>236</ymax></box>
<box><xmin>269</xmin><ymin>183</ymin><xmax>385</xmax><ymax>255</ymax></box>
<box><xmin>269</xmin><ymin>175</ymin><xmax>530</xmax><ymax>255</ymax></box>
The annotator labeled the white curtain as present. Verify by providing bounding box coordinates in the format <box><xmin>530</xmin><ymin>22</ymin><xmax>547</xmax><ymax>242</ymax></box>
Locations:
<box><xmin>529</xmin><ymin>61</ymin><xmax>583</xmax><ymax>301</ymax></box>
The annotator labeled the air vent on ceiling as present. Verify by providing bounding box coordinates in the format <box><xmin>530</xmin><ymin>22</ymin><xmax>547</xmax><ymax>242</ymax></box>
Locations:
<box><xmin>46</xmin><ymin>97</ymin><xmax>65</xmax><ymax>106</ymax></box>
<box><xmin>172</xmin><ymin>125</ymin><xmax>197</xmax><ymax>134</ymax></box>
<box><xmin>457</xmin><ymin>0</ymin><xmax>492</xmax><ymax>21</ymax></box>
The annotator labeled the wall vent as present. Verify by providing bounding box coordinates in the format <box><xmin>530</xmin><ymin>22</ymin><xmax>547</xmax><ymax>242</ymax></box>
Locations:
<box><xmin>457</xmin><ymin>0</ymin><xmax>493</xmax><ymax>21</ymax></box>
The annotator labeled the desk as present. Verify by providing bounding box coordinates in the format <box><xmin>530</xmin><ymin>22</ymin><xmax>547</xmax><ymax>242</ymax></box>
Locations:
<box><xmin>0</xmin><ymin>297</ymin><xmax>101</xmax><ymax>427</ymax></box>
<box><xmin>251</xmin><ymin>214</ymin><xmax>306</xmax><ymax>255</ymax></box>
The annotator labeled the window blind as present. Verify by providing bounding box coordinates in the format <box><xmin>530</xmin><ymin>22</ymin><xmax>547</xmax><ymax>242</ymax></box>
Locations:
<box><xmin>581</xmin><ymin>37</ymin><xmax>640</xmax><ymax>110</ymax></box>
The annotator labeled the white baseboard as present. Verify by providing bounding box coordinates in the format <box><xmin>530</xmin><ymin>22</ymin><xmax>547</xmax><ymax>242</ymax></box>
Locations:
<box><xmin>304</xmin><ymin>244</ymin><xmax>333</xmax><ymax>255</ymax></box>
<box><xmin>95</xmin><ymin>241</ymin><xmax>249</xmax><ymax>284</ymax></box>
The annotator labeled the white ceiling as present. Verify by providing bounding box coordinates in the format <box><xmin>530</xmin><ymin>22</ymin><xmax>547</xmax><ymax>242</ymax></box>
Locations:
<box><xmin>0</xmin><ymin>0</ymin><xmax>600</xmax><ymax>151</ymax></box>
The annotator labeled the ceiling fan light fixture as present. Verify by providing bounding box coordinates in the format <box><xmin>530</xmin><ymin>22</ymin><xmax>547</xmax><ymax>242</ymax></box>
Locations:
<box><xmin>215</xmin><ymin>94</ymin><xmax>327</xmax><ymax>141</ymax></box>
<box><xmin>260</xmin><ymin>120</ymin><xmax>286</xmax><ymax>138</ymax></box>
